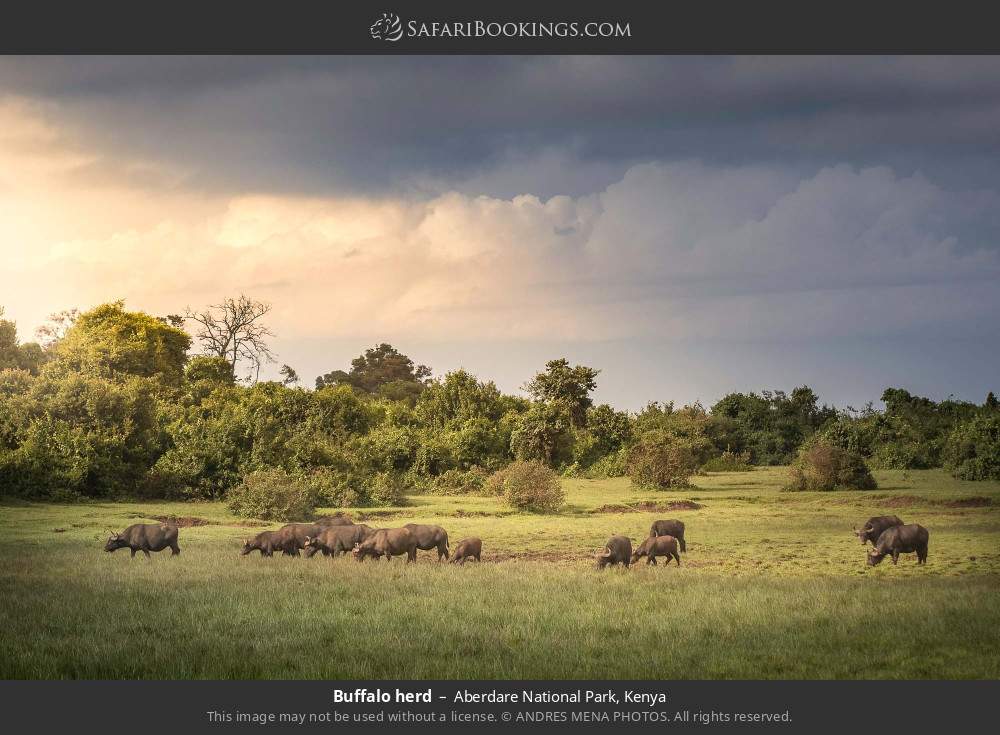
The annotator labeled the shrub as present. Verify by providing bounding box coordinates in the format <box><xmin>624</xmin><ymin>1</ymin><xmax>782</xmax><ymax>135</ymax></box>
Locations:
<box><xmin>786</xmin><ymin>441</ymin><xmax>877</xmax><ymax>491</ymax></box>
<box><xmin>702</xmin><ymin>449</ymin><xmax>753</xmax><ymax>472</ymax></box>
<box><xmin>580</xmin><ymin>446</ymin><xmax>629</xmax><ymax>479</ymax></box>
<box><xmin>367</xmin><ymin>471</ymin><xmax>408</xmax><ymax>507</ymax></box>
<box><xmin>943</xmin><ymin>415</ymin><xmax>1000</xmax><ymax>481</ymax></box>
<box><xmin>483</xmin><ymin>465</ymin><xmax>509</xmax><ymax>496</ymax></box>
<box><xmin>626</xmin><ymin>431</ymin><xmax>700</xmax><ymax>489</ymax></box>
<box><xmin>430</xmin><ymin>466</ymin><xmax>489</xmax><ymax>495</ymax></box>
<box><xmin>226</xmin><ymin>468</ymin><xmax>318</xmax><ymax>521</ymax></box>
<box><xmin>491</xmin><ymin>460</ymin><xmax>564</xmax><ymax>512</ymax></box>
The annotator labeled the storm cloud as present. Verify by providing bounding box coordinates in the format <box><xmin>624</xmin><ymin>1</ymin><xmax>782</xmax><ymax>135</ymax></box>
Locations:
<box><xmin>0</xmin><ymin>56</ymin><xmax>997</xmax><ymax>408</ymax></box>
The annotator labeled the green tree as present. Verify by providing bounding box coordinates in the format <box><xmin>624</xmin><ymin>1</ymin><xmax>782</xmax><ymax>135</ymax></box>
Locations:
<box><xmin>0</xmin><ymin>309</ymin><xmax>47</xmax><ymax>375</ymax></box>
<box><xmin>53</xmin><ymin>302</ymin><xmax>191</xmax><ymax>386</ymax></box>
<box><xmin>316</xmin><ymin>343</ymin><xmax>431</xmax><ymax>394</ymax></box>
<box><xmin>524</xmin><ymin>358</ymin><xmax>599</xmax><ymax>428</ymax></box>
<box><xmin>510</xmin><ymin>403</ymin><xmax>573</xmax><ymax>466</ymax></box>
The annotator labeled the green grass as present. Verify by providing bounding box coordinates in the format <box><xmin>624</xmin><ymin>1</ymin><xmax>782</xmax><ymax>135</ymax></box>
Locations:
<box><xmin>2</xmin><ymin>467</ymin><xmax>999</xmax><ymax>679</ymax></box>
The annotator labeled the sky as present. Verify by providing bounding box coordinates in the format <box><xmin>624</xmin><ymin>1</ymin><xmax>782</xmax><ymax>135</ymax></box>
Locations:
<box><xmin>0</xmin><ymin>56</ymin><xmax>998</xmax><ymax>410</ymax></box>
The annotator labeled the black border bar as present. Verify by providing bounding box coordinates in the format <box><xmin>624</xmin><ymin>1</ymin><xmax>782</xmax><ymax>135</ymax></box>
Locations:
<box><xmin>2</xmin><ymin>0</ymin><xmax>999</xmax><ymax>53</ymax></box>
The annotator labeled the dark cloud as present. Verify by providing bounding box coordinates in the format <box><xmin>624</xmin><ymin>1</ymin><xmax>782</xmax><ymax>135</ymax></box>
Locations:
<box><xmin>2</xmin><ymin>56</ymin><xmax>1000</xmax><ymax>196</ymax></box>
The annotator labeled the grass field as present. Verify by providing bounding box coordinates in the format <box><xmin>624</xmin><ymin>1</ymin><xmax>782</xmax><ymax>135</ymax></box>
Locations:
<box><xmin>2</xmin><ymin>467</ymin><xmax>999</xmax><ymax>679</ymax></box>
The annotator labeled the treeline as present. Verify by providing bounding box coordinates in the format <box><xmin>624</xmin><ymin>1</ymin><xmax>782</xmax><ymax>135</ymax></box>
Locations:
<box><xmin>1</xmin><ymin>301</ymin><xmax>998</xmax><ymax>506</ymax></box>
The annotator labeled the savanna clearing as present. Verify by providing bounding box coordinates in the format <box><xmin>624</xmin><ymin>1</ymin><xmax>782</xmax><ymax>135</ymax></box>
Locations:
<box><xmin>2</xmin><ymin>467</ymin><xmax>998</xmax><ymax>680</ymax></box>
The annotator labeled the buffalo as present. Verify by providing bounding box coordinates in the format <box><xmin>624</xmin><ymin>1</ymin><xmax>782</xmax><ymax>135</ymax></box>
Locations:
<box><xmin>632</xmin><ymin>535</ymin><xmax>681</xmax><ymax>566</ymax></box>
<box><xmin>404</xmin><ymin>523</ymin><xmax>450</xmax><ymax>561</ymax></box>
<box><xmin>449</xmin><ymin>537</ymin><xmax>482</xmax><ymax>564</ymax></box>
<box><xmin>305</xmin><ymin>524</ymin><xmax>375</xmax><ymax>556</ymax></box>
<box><xmin>273</xmin><ymin>523</ymin><xmax>328</xmax><ymax>557</ymax></box>
<box><xmin>650</xmin><ymin>519</ymin><xmax>686</xmax><ymax>552</ymax></box>
<box><xmin>105</xmin><ymin>523</ymin><xmax>180</xmax><ymax>558</ymax></box>
<box><xmin>353</xmin><ymin>527</ymin><xmax>418</xmax><ymax>562</ymax></box>
<box><xmin>868</xmin><ymin>524</ymin><xmax>929</xmax><ymax>566</ymax></box>
<box><xmin>854</xmin><ymin>515</ymin><xmax>904</xmax><ymax>546</ymax></box>
<box><xmin>241</xmin><ymin>530</ymin><xmax>282</xmax><ymax>557</ymax></box>
<box><xmin>596</xmin><ymin>535</ymin><xmax>632</xmax><ymax>569</ymax></box>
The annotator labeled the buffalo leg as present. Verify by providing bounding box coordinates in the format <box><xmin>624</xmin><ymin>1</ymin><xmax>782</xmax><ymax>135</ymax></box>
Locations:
<box><xmin>142</xmin><ymin>549</ymin><xmax>151</xmax><ymax>559</ymax></box>
<box><xmin>648</xmin><ymin>556</ymin><xmax>657</xmax><ymax>566</ymax></box>
<box><xmin>892</xmin><ymin>551</ymin><xmax>899</xmax><ymax>565</ymax></box>
<box><xmin>672</xmin><ymin>551</ymin><xmax>681</xmax><ymax>566</ymax></box>
<box><xmin>130</xmin><ymin>548</ymin><xmax>137</xmax><ymax>558</ymax></box>
<box><xmin>170</xmin><ymin>542</ymin><xmax>180</xmax><ymax>555</ymax></box>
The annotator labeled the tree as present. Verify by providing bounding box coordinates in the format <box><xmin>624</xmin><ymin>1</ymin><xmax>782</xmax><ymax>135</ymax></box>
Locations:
<box><xmin>279</xmin><ymin>364</ymin><xmax>300</xmax><ymax>386</ymax></box>
<box><xmin>53</xmin><ymin>302</ymin><xmax>191</xmax><ymax>386</ymax></box>
<box><xmin>0</xmin><ymin>308</ymin><xmax>46</xmax><ymax>375</ymax></box>
<box><xmin>316</xmin><ymin>343</ymin><xmax>431</xmax><ymax>393</ymax></box>
<box><xmin>524</xmin><ymin>358</ymin><xmax>599</xmax><ymax>428</ymax></box>
<box><xmin>185</xmin><ymin>295</ymin><xmax>276</xmax><ymax>382</ymax></box>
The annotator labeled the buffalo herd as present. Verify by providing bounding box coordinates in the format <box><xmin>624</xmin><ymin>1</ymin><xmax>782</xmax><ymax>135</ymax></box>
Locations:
<box><xmin>103</xmin><ymin>511</ymin><xmax>931</xmax><ymax>570</ymax></box>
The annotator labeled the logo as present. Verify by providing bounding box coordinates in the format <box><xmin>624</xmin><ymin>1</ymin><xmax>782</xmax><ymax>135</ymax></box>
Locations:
<box><xmin>370</xmin><ymin>13</ymin><xmax>403</xmax><ymax>41</ymax></box>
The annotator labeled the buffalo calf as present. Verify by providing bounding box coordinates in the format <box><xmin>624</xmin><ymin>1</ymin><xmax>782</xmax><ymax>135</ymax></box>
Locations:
<box><xmin>632</xmin><ymin>535</ymin><xmax>681</xmax><ymax>566</ymax></box>
<box><xmin>449</xmin><ymin>537</ymin><xmax>482</xmax><ymax>564</ymax></box>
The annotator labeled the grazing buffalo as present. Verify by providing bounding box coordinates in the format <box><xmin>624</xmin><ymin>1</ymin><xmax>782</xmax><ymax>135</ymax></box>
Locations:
<box><xmin>105</xmin><ymin>523</ymin><xmax>180</xmax><ymax>558</ymax></box>
<box><xmin>404</xmin><ymin>523</ymin><xmax>450</xmax><ymax>561</ymax></box>
<box><xmin>241</xmin><ymin>530</ymin><xmax>281</xmax><ymax>557</ymax></box>
<box><xmin>596</xmin><ymin>535</ymin><xmax>632</xmax><ymax>569</ymax></box>
<box><xmin>868</xmin><ymin>524</ymin><xmax>929</xmax><ymax>566</ymax></box>
<box><xmin>650</xmin><ymin>519</ymin><xmax>686</xmax><ymax>552</ymax></box>
<box><xmin>632</xmin><ymin>535</ymin><xmax>681</xmax><ymax>566</ymax></box>
<box><xmin>305</xmin><ymin>524</ymin><xmax>375</xmax><ymax>557</ymax></box>
<box><xmin>854</xmin><ymin>515</ymin><xmax>904</xmax><ymax>546</ymax></box>
<box><xmin>272</xmin><ymin>523</ymin><xmax>327</xmax><ymax>557</ymax></box>
<box><xmin>353</xmin><ymin>527</ymin><xmax>418</xmax><ymax>562</ymax></box>
<box><xmin>449</xmin><ymin>537</ymin><xmax>482</xmax><ymax>564</ymax></box>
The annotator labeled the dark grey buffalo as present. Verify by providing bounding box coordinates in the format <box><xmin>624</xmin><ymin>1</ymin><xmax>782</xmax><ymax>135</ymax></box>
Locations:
<box><xmin>868</xmin><ymin>524</ymin><xmax>929</xmax><ymax>566</ymax></box>
<box><xmin>105</xmin><ymin>523</ymin><xmax>179</xmax><ymax>558</ymax></box>
<box><xmin>632</xmin><ymin>535</ymin><xmax>681</xmax><ymax>566</ymax></box>
<box><xmin>241</xmin><ymin>530</ymin><xmax>281</xmax><ymax>557</ymax></box>
<box><xmin>273</xmin><ymin>523</ymin><xmax>327</xmax><ymax>557</ymax></box>
<box><xmin>305</xmin><ymin>524</ymin><xmax>375</xmax><ymax>556</ymax></box>
<box><xmin>449</xmin><ymin>537</ymin><xmax>482</xmax><ymax>564</ymax></box>
<box><xmin>650</xmin><ymin>519</ymin><xmax>686</xmax><ymax>552</ymax></box>
<box><xmin>353</xmin><ymin>527</ymin><xmax>418</xmax><ymax>562</ymax></box>
<box><xmin>854</xmin><ymin>515</ymin><xmax>904</xmax><ymax>546</ymax></box>
<box><xmin>596</xmin><ymin>535</ymin><xmax>632</xmax><ymax>569</ymax></box>
<box><xmin>404</xmin><ymin>523</ymin><xmax>450</xmax><ymax>561</ymax></box>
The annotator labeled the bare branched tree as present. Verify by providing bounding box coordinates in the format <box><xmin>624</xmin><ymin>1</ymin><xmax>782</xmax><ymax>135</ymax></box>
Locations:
<box><xmin>185</xmin><ymin>295</ymin><xmax>276</xmax><ymax>382</ymax></box>
<box><xmin>34</xmin><ymin>308</ymin><xmax>80</xmax><ymax>348</ymax></box>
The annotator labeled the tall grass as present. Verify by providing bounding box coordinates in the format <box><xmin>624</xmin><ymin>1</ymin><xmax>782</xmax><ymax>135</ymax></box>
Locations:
<box><xmin>2</xmin><ymin>467</ymin><xmax>998</xmax><ymax>679</ymax></box>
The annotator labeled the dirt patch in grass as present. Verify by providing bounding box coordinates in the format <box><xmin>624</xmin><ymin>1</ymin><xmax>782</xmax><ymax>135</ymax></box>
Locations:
<box><xmin>52</xmin><ymin>528</ymin><xmax>67</xmax><ymax>533</ymax></box>
<box><xmin>353</xmin><ymin>510</ymin><xmax>407</xmax><ymax>522</ymax></box>
<box><xmin>940</xmin><ymin>496</ymin><xmax>992</xmax><ymax>508</ymax></box>
<box><xmin>874</xmin><ymin>495</ymin><xmax>922</xmax><ymax>508</ymax></box>
<box><xmin>590</xmin><ymin>500</ymin><xmax>705</xmax><ymax>514</ymax></box>
<box><xmin>151</xmin><ymin>515</ymin><xmax>216</xmax><ymax>528</ymax></box>
<box><xmin>316</xmin><ymin>513</ymin><xmax>354</xmax><ymax>523</ymax></box>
